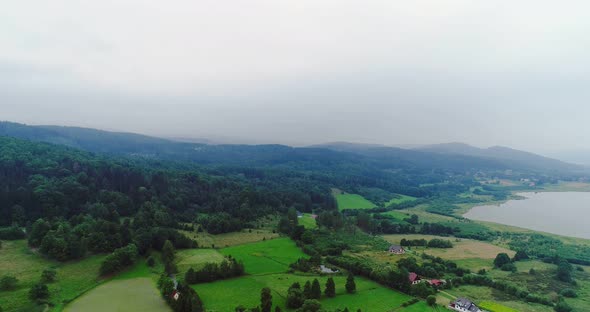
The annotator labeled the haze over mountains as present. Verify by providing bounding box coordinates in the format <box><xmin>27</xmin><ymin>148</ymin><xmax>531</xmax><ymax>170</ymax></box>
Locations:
<box><xmin>0</xmin><ymin>121</ymin><xmax>585</xmax><ymax>176</ymax></box>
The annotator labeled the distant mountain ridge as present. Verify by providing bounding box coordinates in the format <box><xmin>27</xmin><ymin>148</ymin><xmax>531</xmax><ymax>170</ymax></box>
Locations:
<box><xmin>0</xmin><ymin>121</ymin><xmax>584</xmax><ymax>175</ymax></box>
<box><xmin>414</xmin><ymin>142</ymin><xmax>583</xmax><ymax>172</ymax></box>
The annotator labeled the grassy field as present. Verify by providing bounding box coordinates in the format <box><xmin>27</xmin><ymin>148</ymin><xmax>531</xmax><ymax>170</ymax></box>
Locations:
<box><xmin>382</xmin><ymin>210</ymin><xmax>411</xmax><ymax>221</ymax></box>
<box><xmin>193</xmin><ymin>273</ymin><xmax>414</xmax><ymax>312</ymax></box>
<box><xmin>478</xmin><ymin>301</ymin><xmax>519</xmax><ymax>312</ymax></box>
<box><xmin>385</xmin><ymin>194</ymin><xmax>417</xmax><ymax>206</ymax></box>
<box><xmin>298</xmin><ymin>214</ymin><xmax>318</xmax><ymax>229</ymax></box>
<box><xmin>332</xmin><ymin>189</ymin><xmax>377</xmax><ymax>210</ymax></box>
<box><xmin>0</xmin><ymin>240</ymin><xmax>107</xmax><ymax>312</ymax></box>
<box><xmin>382</xmin><ymin>234</ymin><xmax>515</xmax><ymax>261</ymax></box>
<box><xmin>176</xmin><ymin>249</ymin><xmax>225</xmax><ymax>274</ymax></box>
<box><xmin>220</xmin><ymin>237</ymin><xmax>306</xmax><ymax>275</ymax></box>
<box><xmin>183</xmin><ymin>228</ymin><xmax>280</xmax><ymax>249</ymax></box>
<box><xmin>444</xmin><ymin>285</ymin><xmax>553</xmax><ymax>312</ymax></box>
<box><xmin>64</xmin><ymin>278</ymin><xmax>169</xmax><ymax>312</ymax></box>
<box><xmin>189</xmin><ymin>237</ymin><xmax>444</xmax><ymax>311</ymax></box>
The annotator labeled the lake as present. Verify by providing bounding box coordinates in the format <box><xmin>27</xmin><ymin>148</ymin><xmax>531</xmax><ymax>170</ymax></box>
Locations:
<box><xmin>464</xmin><ymin>192</ymin><xmax>590</xmax><ymax>239</ymax></box>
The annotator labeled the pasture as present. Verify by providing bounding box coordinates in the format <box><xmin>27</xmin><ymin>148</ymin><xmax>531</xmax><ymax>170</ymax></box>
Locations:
<box><xmin>220</xmin><ymin>237</ymin><xmax>306</xmax><ymax>275</ymax></box>
<box><xmin>0</xmin><ymin>240</ymin><xmax>106</xmax><ymax>312</ymax></box>
<box><xmin>298</xmin><ymin>213</ymin><xmax>318</xmax><ymax>229</ymax></box>
<box><xmin>192</xmin><ymin>273</ymin><xmax>414</xmax><ymax>312</ymax></box>
<box><xmin>444</xmin><ymin>285</ymin><xmax>553</xmax><ymax>312</ymax></box>
<box><xmin>381</xmin><ymin>210</ymin><xmax>411</xmax><ymax>221</ymax></box>
<box><xmin>381</xmin><ymin>234</ymin><xmax>514</xmax><ymax>261</ymax></box>
<box><xmin>64</xmin><ymin>278</ymin><xmax>169</xmax><ymax>312</ymax></box>
<box><xmin>332</xmin><ymin>190</ymin><xmax>377</xmax><ymax>210</ymax></box>
<box><xmin>385</xmin><ymin>194</ymin><xmax>417</xmax><ymax>206</ymax></box>
<box><xmin>176</xmin><ymin>249</ymin><xmax>225</xmax><ymax>273</ymax></box>
<box><xmin>184</xmin><ymin>228</ymin><xmax>279</xmax><ymax>249</ymax></box>
<box><xmin>478</xmin><ymin>301</ymin><xmax>519</xmax><ymax>312</ymax></box>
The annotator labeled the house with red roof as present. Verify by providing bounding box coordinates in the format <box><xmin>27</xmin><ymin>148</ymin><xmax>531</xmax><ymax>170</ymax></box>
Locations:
<box><xmin>408</xmin><ymin>272</ymin><xmax>421</xmax><ymax>285</ymax></box>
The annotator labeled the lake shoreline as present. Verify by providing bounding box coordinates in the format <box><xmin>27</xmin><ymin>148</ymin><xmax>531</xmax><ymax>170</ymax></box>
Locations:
<box><xmin>464</xmin><ymin>189</ymin><xmax>590</xmax><ymax>240</ymax></box>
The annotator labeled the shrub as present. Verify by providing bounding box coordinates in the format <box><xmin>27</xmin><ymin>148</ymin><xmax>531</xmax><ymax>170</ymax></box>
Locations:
<box><xmin>147</xmin><ymin>256</ymin><xmax>156</xmax><ymax>267</ymax></box>
<box><xmin>560</xmin><ymin>288</ymin><xmax>578</xmax><ymax>298</ymax></box>
<box><xmin>0</xmin><ymin>275</ymin><xmax>18</xmax><ymax>291</ymax></box>
<box><xmin>29</xmin><ymin>283</ymin><xmax>49</xmax><ymax>301</ymax></box>
<box><xmin>554</xmin><ymin>301</ymin><xmax>573</xmax><ymax>312</ymax></box>
<box><xmin>426</xmin><ymin>295</ymin><xmax>437</xmax><ymax>306</ymax></box>
<box><xmin>501</xmin><ymin>263</ymin><xmax>517</xmax><ymax>272</ymax></box>
<box><xmin>41</xmin><ymin>268</ymin><xmax>57</xmax><ymax>283</ymax></box>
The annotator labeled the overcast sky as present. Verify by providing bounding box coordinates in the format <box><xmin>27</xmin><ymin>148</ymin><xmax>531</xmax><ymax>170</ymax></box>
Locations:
<box><xmin>2</xmin><ymin>1</ymin><xmax>590</xmax><ymax>153</ymax></box>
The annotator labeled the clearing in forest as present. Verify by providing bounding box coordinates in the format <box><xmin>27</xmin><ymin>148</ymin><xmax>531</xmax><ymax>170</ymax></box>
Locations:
<box><xmin>332</xmin><ymin>189</ymin><xmax>377</xmax><ymax>210</ymax></box>
<box><xmin>220</xmin><ymin>237</ymin><xmax>306</xmax><ymax>275</ymax></box>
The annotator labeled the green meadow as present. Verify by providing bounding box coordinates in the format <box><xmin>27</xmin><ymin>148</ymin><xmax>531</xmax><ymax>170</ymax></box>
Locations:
<box><xmin>192</xmin><ymin>273</ymin><xmax>414</xmax><ymax>311</ymax></box>
<box><xmin>333</xmin><ymin>190</ymin><xmax>377</xmax><ymax>210</ymax></box>
<box><xmin>299</xmin><ymin>213</ymin><xmax>318</xmax><ymax>229</ymax></box>
<box><xmin>0</xmin><ymin>240</ymin><xmax>107</xmax><ymax>312</ymax></box>
<box><xmin>185</xmin><ymin>237</ymin><xmax>440</xmax><ymax>311</ymax></box>
<box><xmin>176</xmin><ymin>249</ymin><xmax>226</xmax><ymax>274</ymax></box>
<box><xmin>220</xmin><ymin>237</ymin><xmax>306</xmax><ymax>275</ymax></box>
<box><xmin>385</xmin><ymin>194</ymin><xmax>417</xmax><ymax>206</ymax></box>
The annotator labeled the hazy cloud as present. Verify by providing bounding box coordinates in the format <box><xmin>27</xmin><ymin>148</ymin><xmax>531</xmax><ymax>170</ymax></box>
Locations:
<box><xmin>2</xmin><ymin>1</ymin><xmax>590</xmax><ymax>152</ymax></box>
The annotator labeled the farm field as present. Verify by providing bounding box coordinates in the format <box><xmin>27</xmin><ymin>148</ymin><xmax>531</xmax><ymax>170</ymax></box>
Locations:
<box><xmin>0</xmin><ymin>240</ymin><xmax>107</xmax><ymax>312</ymax></box>
<box><xmin>381</xmin><ymin>210</ymin><xmax>411</xmax><ymax>221</ymax></box>
<box><xmin>443</xmin><ymin>285</ymin><xmax>553</xmax><ymax>312</ymax></box>
<box><xmin>176</xmin><ymin>249</ymin><xmax>225</xmax><ymax>274</ymax></box>
<box><xmin>332</xmin><ymin>189</ymin><xmax>377</xmax><ymax>210</ymax></box>
<box><xmin>64</xmin><ymin>278</ymin><xmax>169</xmax><ymax>312</ymax></box>
<box><xmin>385</xmin><ymin>194</ymin><xmax>417</xmax><ymax>206</ymax></box>
<box><xmin>192</xmin><ymin>273</ymin><xmax>415</xmax><ymax>312</ymax></box>
<box><xmin>185</xmin><ymin>237</ymin><xmax>444</xmax><ymax>312</ymax></box>
<box><xmin>381</xmin><ymin>234</ymin><xmax>515</xmax><ymax>261</ymax></box>
<box><xmin>183</xmin><ymin>228</ymin><xmax>280</xmax><ymax>249</ymax></box>
<box><xmin>478</xmin><ymin>301</ymin><xmax>519</xmax><ymax>312</ymax></box>
<box><xmin>220</xmin><ymin>237</ymin><xmax>306</xmax><ymax>275</ymax></box>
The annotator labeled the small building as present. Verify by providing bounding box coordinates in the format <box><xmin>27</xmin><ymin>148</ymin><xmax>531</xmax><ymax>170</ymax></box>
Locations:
<box><xmin>408</xmin><ymin>272</ymin><xmax>421</xmax><ymax>285</ymax></box>
<box><xmin>427</xmin><ymin>279</ymin><xmax>446</xmax><ymax>287</ymax></box>
<box><xmin>389</xmin><ymin>245</ymin><xmax>405</xmax><ymax>254</ymax></box>
<box><xmin>449</xmin><ymin>298</ymin><xmax>482</xmax><ymax>312</ymax></box>
<box><xmin>171</xmin><ymin>290</ymin><xmax>180</xmax><ymax>301</ymax></box>
<box><xmin>319</xmin><ymin>265</ymin><xmax>339</xmax><ymax>274</ymax></box>
<box><xmin>311</xmin><ymin>214</ymin><xmax>318</xmax><ymax>219</ymax></box>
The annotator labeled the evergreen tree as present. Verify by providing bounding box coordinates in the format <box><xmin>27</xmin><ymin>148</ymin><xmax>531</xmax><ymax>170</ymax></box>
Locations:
<box><xmin>325</xmin><ymin>277</ymin><xmax>336</xmax><ymax>298</ymax></box>
<box><xmin>286</xmin><ymin>284</ymin><xmax>304</xmax><ymax>309</ymax></box>
<box><xmin>493</xmin><ymin>253</ymin><xmax>511</xmax><ymax>268</ymax></box>
<box><xmin>261</xmin><ymin>287</ymin><xmax>272</xmax><ymax>312</ymax></box>
<box><xmin>298</xmin><ymin>300</ymin><xmax>322</xmax><ymax>312</ymax></box>
<box><xmin>311</xmin><ymin>279</ymin><xmax>321</xmax><ymax>299</ymax></box>
<box><xmin>303</xmin><ymin>281</ymin><xmax>312</xmax><ymax>299</ymax></box>
<box><xmin>162</xmin><ymin>240</ymin><xmax>177</xmax><ymax>274</ymax></box>
<box><xmin>345</xmin><ymin>273</ymin><xmax>356</xmax><ymax>294</ymax></box>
